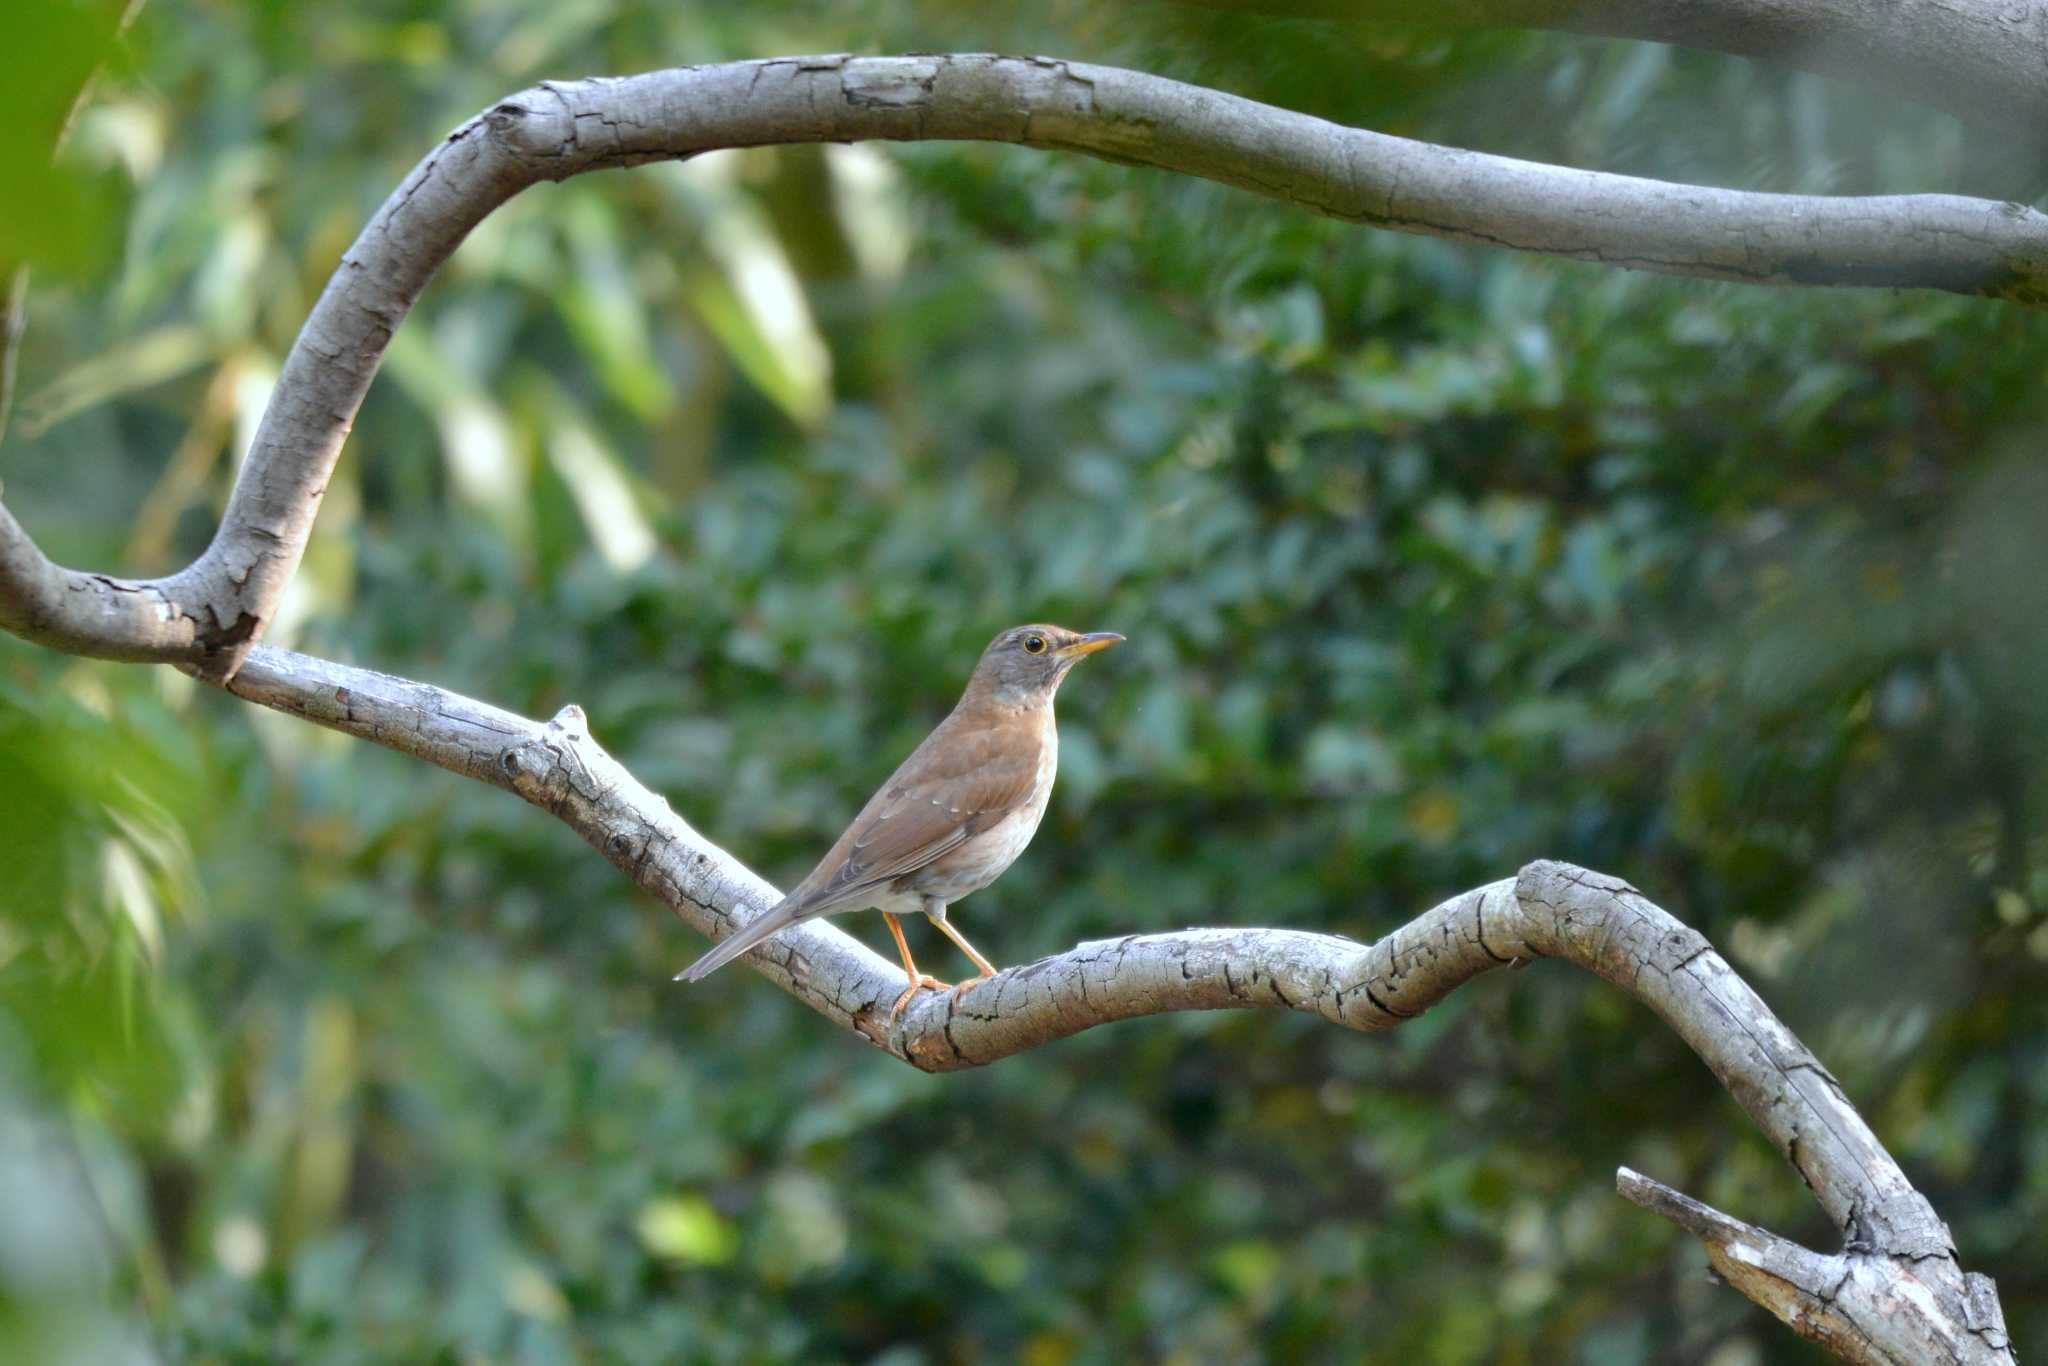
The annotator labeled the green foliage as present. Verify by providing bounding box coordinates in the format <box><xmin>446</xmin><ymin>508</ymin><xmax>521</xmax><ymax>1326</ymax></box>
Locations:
<box><xmin>4</xmin><ymin>2</ymin><xmax>2047</xmax><ymax>1361</ymax></box>
<box><xmin>0</xmin><ymin>1</ymin><xmax>133</xmax><ymax>277</ymax></box>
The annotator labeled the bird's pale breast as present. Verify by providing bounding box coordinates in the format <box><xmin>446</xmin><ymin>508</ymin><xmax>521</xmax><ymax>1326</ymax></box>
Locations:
<box><xmin>898</xmin><ymin>706</ymin><xmax>1058</xmax><ymax>904</ymax></box>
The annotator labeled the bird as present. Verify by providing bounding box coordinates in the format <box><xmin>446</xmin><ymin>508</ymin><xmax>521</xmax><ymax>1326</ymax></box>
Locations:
<box><xmin>675</xmin><ymin>623</ymin><xmax>1123</xmax><ymax>1019</ymax></box>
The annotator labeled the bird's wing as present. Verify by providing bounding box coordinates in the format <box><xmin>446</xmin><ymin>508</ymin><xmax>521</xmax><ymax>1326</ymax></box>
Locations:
<box><xmin>786</xmin><ymin>714</ymin><xmax>1043</xmax><ymax>916</ymax></box>
<box><xmin>675</xmin><ymin>716</ymin><xmax>1040</xmax><ymax>983</ymax></box>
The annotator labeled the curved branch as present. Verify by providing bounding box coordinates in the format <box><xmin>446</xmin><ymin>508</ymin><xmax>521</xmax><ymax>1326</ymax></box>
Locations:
<box><xmin>217</xmin><ymin>640</ymin><xmax>2011</xmax><ymax>1363</ymax></box>
<box><xmin>1186</xmin><ymin>0</ymin><xmax>2048</xmax><ymax>138</ymax></box>
<box><xmin>4</xmin><ymin>54</ymin><xmax>2046</xmax><ymax>679</ymax></box>
<box><xmin>0</xmin><ymin>47</ymin><xmax>2025</xmax><ymax>1360</ymax></box>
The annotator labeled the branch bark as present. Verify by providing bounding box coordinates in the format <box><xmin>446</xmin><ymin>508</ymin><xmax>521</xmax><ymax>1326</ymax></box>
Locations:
<box><xmin>1183</xmin><ymin>0</ymin><xmax>2048</xmax><ymax>139</ymax></box>
<box><xmin>0</xmin><ymin>48</ymin><xmax>2032</xmax><ymax>1359</ymax></box>
<box><xmin>3</xmin><ymin>55</ymin><xmax>2045</xmax><ymax>681</ymax></box>
<box><xmin>211</xmin><ymin>641</ymin><xmax>2011</xmax><ymax>1363</ymax></box>
<box><xmin>1616</xmin><ymin>1169</ymin><xmax>2012</xmax><ymax>1364</ymax></box>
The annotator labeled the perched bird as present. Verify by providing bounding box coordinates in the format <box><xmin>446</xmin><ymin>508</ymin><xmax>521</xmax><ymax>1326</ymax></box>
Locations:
<box><xmin>676</xmin><ymin>623</ymin><xmax>1123</xmax><ymax>1018</ymax></box>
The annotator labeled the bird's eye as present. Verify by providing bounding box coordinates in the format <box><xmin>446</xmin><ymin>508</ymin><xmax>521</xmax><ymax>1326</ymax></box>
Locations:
<box><xmin>1023</xmin><ymin>635</ymin><xmax>1047</xmax><ymax>655</ymax></box>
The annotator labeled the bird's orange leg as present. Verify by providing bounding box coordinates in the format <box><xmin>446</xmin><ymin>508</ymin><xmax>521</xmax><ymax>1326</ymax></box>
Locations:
<box><xmin>884</xmin><ymin>912</ymin><xmax>950</xmax><ymax>1021</ymax></box>
<box><xmin>926</xmin><ymin>910</ymin><xmax>1001</xmax><ymax>997</ymax></box>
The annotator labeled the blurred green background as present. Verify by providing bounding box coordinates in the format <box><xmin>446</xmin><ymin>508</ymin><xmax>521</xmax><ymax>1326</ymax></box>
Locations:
<box><xmin>3</xmin><ymin>1</ymin><xmax>2046</xmax><ymax>1362</ymax></box>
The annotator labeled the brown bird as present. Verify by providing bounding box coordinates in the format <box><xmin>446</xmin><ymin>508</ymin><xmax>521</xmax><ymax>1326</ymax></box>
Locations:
<box><xmin>676</xmin><ymin>624</ymin><xmax>1123</xmax><ymax>1018</ymax></box>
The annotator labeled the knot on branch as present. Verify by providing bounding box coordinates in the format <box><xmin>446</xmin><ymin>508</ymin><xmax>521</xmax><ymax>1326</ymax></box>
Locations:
<box><xmin>487</xmin><ymin>84</ymin><xmax>577</xmax><ymax>164</ymax></box>
<box><xmin>498</xmin><ymin>708</ymin><xmax>592</xmax><ymax>806</ymax></box>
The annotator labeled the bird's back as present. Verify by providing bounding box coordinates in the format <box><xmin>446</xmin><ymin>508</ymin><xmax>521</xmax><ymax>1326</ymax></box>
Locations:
<box><xmin>783</xmin><ymin>695</ymin><xmax>1053</xmax><ymax>919</ymax></box>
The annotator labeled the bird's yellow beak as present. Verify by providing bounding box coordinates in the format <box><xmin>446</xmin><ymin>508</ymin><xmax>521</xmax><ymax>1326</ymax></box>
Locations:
<box><xmin>1056</xmin><ymin>631</ymin><xmax>1125</xmax><ymax>658</ymax></box>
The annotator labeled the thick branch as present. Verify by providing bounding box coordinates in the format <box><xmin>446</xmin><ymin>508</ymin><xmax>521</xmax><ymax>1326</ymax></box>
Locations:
<box><xmin>215</xmin><ymin>640</ymin><xmax>2009</xmax><ymax>1360</ymax></box>
<box><xmin>5</xmin><ymin>55</ymin><xmax>2046</xmax><ymax>680</ymax></box>
<box><xmin>0</xmin><ymin>501</ymin><xmax>204</xmax><ymax>660</ymax></box>
<box><xmin>1186</xmin><ymin>0</ymin><xmax>2048</xmax><ymax>138</ymax></box>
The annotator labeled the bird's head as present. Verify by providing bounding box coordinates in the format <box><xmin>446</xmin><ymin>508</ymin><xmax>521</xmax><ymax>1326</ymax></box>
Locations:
<box><xmin>968</xmin><ymin>623</ymin><xmax>1124</xmax><ymax>706</ymax></box>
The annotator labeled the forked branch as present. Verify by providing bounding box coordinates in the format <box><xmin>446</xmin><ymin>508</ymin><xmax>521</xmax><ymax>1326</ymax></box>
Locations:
<box><xmin>0</xmin><ymin>50</ymin><xmax>2030</xmax><ymax>1362</ymax></box>
<box><xmin>216</xmin><ymin>641</ymin><xmax>2010</xmax><ymax>1363</ymax></box>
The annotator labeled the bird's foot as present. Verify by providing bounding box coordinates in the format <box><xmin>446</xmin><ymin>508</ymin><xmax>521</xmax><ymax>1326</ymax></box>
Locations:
<box><xmin>889</xmin><ymin>974</ymin><xmax>953</xmax><ymax>1022</ymax></box>
<box><xmin>949</xmin><ymin>972</ymin><xmax>996</xmax><ymax>1000</ymax></box>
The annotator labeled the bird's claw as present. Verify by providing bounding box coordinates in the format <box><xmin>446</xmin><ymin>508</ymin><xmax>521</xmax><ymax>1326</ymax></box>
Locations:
<box><xmin>949</xmin><ymin>973</ymin><xmax>995</xmax><ymax>999</ymax></box>
<box><xmin>889</xmin><ymin>974</ymin><xmax>953</xmax><ymax>1022</ymax></box>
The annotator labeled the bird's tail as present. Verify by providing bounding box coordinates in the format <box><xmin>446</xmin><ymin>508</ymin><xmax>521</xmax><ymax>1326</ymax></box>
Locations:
<box><xmin>674</xmin><ymin>897</ymin><xmax>807</xmax><ymax>983</ymax></box>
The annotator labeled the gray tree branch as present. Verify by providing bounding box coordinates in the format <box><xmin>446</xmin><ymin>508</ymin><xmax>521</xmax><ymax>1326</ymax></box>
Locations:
<box><xmin>3</xmin><ymin>54</ymin><xmax>2045</xmax><ymax>682</ymax></box>
<box><xmin>0</xmin><ymin>48</ymin><xmax>2032</xmax><ymax>1360</ymax></box>
<box><xmin>1182</xmin><ymin>0</ymin><xmax>2048</xmax><ymax>138</ymax></box>
<box><xmin>1617</xmin><ymin>1168</ymin><xmax>2013</xmax><ymax>1364</ymax></box>
<box><xmin>216</xmin><ymin>640</ymin><xmax>2011</xmax><ymax>1363</ymax></box>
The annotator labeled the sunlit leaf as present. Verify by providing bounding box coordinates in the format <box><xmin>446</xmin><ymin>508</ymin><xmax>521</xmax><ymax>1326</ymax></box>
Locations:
<box><xmin>385</xmin><ymin>328</ymin><xmax>531</xmax><ymax>536</ymax></box>
<box><xmin>668</xmin><ymin>161</ymin><xmax>832</xmax><ymax>430</ymax></box>
<box><xmin>557</xmin><ymin>193</ymin><xmax>676</xmax><ymax>423</ymax></box>
<box><xmin>825</xmin><ymin>144</ymin><xmax>910</xmax><ymax>283</ymax></box>
<box><xmin>636</xmin><ymin>1194</ymin><xmax>736</xmax><ymax>1265</ymax></box>
<box><xmin>544</xmin><ymin>399</ymin><xmax>658</xmax><ymax>573</ymax></box>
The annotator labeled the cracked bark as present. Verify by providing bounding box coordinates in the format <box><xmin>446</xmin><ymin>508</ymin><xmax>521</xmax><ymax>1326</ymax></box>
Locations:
<box><xmin>3</xmin><ymin>54</ymin><xmax>2045</xmax><ymax>681</ymax></box>
<box><xmin>208</xmin><ymin>642</ymin><xmax>2012</xmax><ymax>1362</ymax></box>
<box><xmin>0</xmin><ymin>47</ymin><xmax>2028</xmax><ymax>1363</ymax></box>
